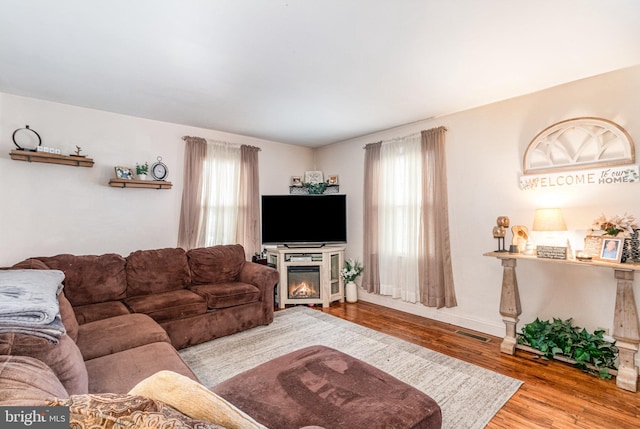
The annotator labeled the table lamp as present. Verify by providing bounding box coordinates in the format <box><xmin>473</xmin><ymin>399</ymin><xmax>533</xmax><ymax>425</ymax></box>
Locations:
<box><xmin>532</xmin><ymin>208</ymin><xmax>568</xmax><ymax>259</ymax></box>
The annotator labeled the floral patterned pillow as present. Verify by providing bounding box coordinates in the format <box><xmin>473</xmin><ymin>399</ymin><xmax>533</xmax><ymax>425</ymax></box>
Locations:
<box><xmin>48</xmin><ymin>393</ymin><xmax>225</xmax><ymax>429</ymax></box>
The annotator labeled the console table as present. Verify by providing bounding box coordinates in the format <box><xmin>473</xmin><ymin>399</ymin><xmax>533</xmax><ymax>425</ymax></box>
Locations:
<box><xmin>484</xmin><ymin>251</ymin><xmax>640</xmax><ymax>392</ymax></box>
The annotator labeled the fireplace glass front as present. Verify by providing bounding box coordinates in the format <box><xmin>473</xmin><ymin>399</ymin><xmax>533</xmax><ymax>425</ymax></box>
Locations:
<box><xmin>287</xmin><ymin>266</ymin><xmax>321</xmax><ymax>299</ymax></box>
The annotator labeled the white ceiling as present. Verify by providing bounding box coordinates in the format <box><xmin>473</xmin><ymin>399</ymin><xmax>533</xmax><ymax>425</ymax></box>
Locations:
<box><xmin>1</xmin><ymin>1</ymin><xmax>639</xmax><ymax>147</ymax></box>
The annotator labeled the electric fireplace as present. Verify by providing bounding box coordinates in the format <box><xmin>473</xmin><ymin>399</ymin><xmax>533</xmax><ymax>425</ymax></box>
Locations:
<box><xmin>287</xmin><ymin>266</ymin><xmax>320</xmax><ymax>299</ymax></box>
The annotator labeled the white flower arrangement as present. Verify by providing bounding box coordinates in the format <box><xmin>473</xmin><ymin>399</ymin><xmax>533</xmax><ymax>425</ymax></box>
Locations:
<box><xmin>592</xmin><ymin>213</ymin><xmax>639</xmax><ymax>237</ymax></box>
<box><xmin>340</xmin><ymin>258</ymin><xmax>364</xmax><ymax>283</ymax></box>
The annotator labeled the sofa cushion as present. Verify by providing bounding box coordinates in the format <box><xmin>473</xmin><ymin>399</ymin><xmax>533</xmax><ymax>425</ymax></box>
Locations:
<box><xmin>0</xmin><ymin>355</ymin><xmax>69</xmax><ymax>405</ymax></box>
<box><xmin>59</xmin><ymin>291</ymin><xmax>79</xmax><ymax>342</ymax></box>
<box><xmin>84</xmin><ymin>342</ymin><xmax>199</xmax><ymax>394</ymax></box>
<box><xmin>129</xmin><ymin>370</ymin><xmax>267</xmax><ymax>429</ymax></box>
<box><xmin>124</xmin><ymin>289</ymin><xmax>207</xmax><ymax>323</ymax></box>
<box><xmin>187</xmin><ymin>245</ymin><xmax>246</xmax><ymax>285</ymax></box>
<box><xmin>190</xmin><ymin>282</ymin><xmax>261</xmax><ymax>309</ymax></box>
<box><xmin>48</xmin><ymin>393</ymin><xmax>225</xmax><ymax>429</ymax></box>
<box><xmin>76</xmin><ymin>313</ymin><xmax>171</xmax><ymax>361</ymax></box>
<box><xmin>73</xmin><ymin>300</ymin><xmax>131</xmax><ymax>324</ymax></box>
<box><xmin>126</xmin><ymin>248</ymin><xmax>191</xmax><ymax>297</ymax></box>
<box><xmin>33</xmin><ymin>254</ymin><xmax>127</xmax><ymax>306</ymax></box>
<box><xmin>212</xmin><ymin>345</ymin><xmax>443</xmax><ymax>429</ymax></box>
<box><xmin>11</xmin><ymin>258</ymin><xmax>50</xmax><ymax>270</ymax></box>
<box><xmin>0</xmin><ymin>333</ymin><xmax>88</xmax><ymax>395</ymax></box>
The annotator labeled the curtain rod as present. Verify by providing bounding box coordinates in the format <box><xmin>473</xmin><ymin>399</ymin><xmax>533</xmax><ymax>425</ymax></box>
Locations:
<box><xmin>361</xmin><ymin>126</ymin><xmax>448</xmax><ymax>149</ymax></box>
<box><xmin>182</xmin><ymin>136</ymin><xmax>261</xmax><ymax>151</ymax></box>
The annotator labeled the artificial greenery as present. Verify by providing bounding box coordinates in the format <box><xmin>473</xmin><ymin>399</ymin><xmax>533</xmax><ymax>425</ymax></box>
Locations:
<box><xmin>517</xmin><ymin>317</ymin><xmax>618</xmax><ymax>379</ymax></box>
<box><xmin>136</xmin><ymin>162</ymin><xmax>149</xmax><ymax>175</ymax></box>
<box><xmin>302</xmin><ymin>181</ymin><xmax>329</xmax><ymax>194</ymax></box>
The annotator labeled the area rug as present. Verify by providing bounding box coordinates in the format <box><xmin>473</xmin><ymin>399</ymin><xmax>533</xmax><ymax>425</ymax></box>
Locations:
<box><xmin>180</xmin><ymin>306</ymin><xmax>522</xmax><ymax>429</ymax></box>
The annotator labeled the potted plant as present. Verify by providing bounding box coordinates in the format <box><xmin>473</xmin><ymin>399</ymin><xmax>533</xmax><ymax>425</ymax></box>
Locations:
<box><xmin>341</xmin><ymin>259</ymin><xmax>363</xmax><ymax>303</ymax></box>
<box><xmin>136</xmin><ymin>162</ymin><xmax>149</xmax><ymax>180</ymax></box>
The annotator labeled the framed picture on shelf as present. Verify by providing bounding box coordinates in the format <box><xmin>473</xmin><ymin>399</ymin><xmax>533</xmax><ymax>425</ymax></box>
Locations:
<box><xmin>600</xmin><ymin>238</ymin><xmax>623</xmax><ymax>262</ymax></box>
<box><xmin>583</xmin><ymin>235</ymin><xmax>604</xmax><ymax>260</ymax></box>
<box><xmin>290</xmin><ymin>176</ymin><xmax>302</xmax><ymax>186</ymax></box>
<box><xmin>304</xmin><ymin>171</ymin><xmax>323</xmax><ymax>184</ymax></box>
<box><xmin>114</xmin><ymin>166</ymin><xmax>133</xmax><ymax>180</ymax></box>
<box><xmin>327</xmin><ymin>174</ymin><xmax>339</xmax><ymax>185</ymax></box>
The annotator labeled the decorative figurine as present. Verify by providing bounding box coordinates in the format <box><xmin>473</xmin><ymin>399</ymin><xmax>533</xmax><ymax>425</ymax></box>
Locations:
<box><xmin>511</xmin><ymin>225</ymin><xmax>529</xmax><ymax>253</ymax></box>
<box><xmin>493</xmin><ymin>216</ymin><xmax>510</xmax><ymax>252</ymax></box>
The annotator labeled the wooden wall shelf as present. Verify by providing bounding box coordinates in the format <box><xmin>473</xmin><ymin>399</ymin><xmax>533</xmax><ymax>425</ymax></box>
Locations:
<box><xmin>10</xmin><ymin>149</ymin><xmax>94</xmax><ymax>167</ymax></box>
<box><xmin>109</xmin><ymin>178</ymin><xmax>172</xmax><ymax>189</ymax></box>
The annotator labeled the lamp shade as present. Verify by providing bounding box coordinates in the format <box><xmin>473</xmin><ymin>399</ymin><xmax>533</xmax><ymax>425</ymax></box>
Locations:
<box><xmin>532</xmin><ymin>208</ymin><xmax>567</xmax><ymax>231</ymax></box>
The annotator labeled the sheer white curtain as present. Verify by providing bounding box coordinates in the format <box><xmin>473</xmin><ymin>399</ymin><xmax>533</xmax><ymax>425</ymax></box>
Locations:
<box><xmin>198</xmin><ymin>142</ymin><xmax>241</xmax><ymax>246</ymax></box>
<box><xmin>378</xmin><ymin>133</ymin><xmax>422</xmax><ymax>302</ymax></box>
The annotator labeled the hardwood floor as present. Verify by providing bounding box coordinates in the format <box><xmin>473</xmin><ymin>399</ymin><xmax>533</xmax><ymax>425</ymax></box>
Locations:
<box><xmin>320</xmin><ymin>301</ymin><xmax>640</xmax><ymax>429</ymax></box>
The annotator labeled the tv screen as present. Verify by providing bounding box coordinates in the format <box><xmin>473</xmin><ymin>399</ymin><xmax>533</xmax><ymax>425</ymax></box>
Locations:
<box><xmin>261</xmin><ymin>194</ymin><xmax>347</xmax><ymax>246</ymax></box>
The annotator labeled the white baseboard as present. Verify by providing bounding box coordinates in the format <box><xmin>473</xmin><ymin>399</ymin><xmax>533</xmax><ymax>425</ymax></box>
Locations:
<box><xmin>357</xmin><ymin>292</ymin><xmax>505</xmax><ymax>338</ymax></box>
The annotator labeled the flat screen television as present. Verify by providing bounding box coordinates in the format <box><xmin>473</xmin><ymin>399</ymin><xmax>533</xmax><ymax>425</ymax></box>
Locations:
<box><xmin>261</xmin><ymin>194</ymin><xmax>347</xmax><ymax>246</ymax></box>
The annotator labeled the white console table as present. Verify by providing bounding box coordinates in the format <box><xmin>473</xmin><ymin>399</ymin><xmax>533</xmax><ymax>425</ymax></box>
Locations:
<box><xmin>485</xmin><ymin>251</ymin><xmax>640</xmax><ymax>392</ymax></box>
<box><xmin>268</xmin><ymin>246</ymin><xmax>345</xmax><ymax>308</ymax></box>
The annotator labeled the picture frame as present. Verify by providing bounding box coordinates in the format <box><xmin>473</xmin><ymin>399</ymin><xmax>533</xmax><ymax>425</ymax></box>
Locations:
<box><xmin>304</xmin><ymin>170</ymin><xmax>323</xmax><ymax>184</ymax></box>
<box><xmin>114</xmin><ymin>166</ymin><xmax>133</xmax><ymax>180</ymax></box>
<box><xmin>583</xmin><ymin>235</ymin><xmax>604</xmax><ymax>260</ymax></box>
<box><xmin>327</xmin><ymin>174</ymin><xmax>339</xmax><ymax>185</ymax></box>
<box><xmin>290</xmin><ymin>176</ymin><xmax>302</xmax><ymax>187</ymax></box>
<box><xmin>600</xmin><ymin>237</ymin><xmax>623</xmax><ymax>262</ymax></box>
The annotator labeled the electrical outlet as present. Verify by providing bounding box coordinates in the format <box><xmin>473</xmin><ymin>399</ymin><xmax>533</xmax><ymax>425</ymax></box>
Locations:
<box><xmin>597</xmin><ymin>326</ymin><xmax>610</xmax><ymax>336</ymax></box>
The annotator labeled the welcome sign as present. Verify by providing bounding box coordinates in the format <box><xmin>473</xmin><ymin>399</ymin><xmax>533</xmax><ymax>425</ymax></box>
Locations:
<box><xmin>519</xmin><ymin>165</ymin><xmax>640</xmax><ymax>190</ymax></box>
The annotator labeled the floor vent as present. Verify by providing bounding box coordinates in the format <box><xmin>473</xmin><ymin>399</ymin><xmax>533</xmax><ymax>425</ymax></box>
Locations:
<box><xmin>454</xmin><ymin>330</ymin><xmax>490</xmax><ymax>343</ymax></box>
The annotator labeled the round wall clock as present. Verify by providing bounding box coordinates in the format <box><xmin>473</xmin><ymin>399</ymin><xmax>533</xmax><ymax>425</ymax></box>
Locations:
<box><xmin>12</xmin><ymin>125</ymin><xmax>42</xmax><ymax>151</ymax></box>
<box><xmin>151</xmin><ymin>156</ymin><xmax>169</xmax><ymax>181</ymax></box>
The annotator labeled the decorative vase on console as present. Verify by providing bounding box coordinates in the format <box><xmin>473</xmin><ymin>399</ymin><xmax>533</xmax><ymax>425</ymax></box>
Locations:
<box><xmin>340</xmin><ymin>258</ymin><xmax>363</xmax><ymax>304</ymax></box>
<box><xmin>592</xmin><ymin>213</ymin><xmax>640</xmax><ymax>263</ymax></box>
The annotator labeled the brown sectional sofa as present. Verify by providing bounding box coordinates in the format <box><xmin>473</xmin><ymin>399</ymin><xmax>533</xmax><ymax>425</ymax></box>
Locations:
<box><xmin>2</xmin><ymin>244</ymin><xmax>279</xmax><ymax>395</ymax></box>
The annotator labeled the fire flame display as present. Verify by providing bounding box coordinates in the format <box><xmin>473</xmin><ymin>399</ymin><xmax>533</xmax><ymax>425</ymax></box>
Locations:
<box><xmin>289</xmin><ymin>281</ymin><xmax>318</xmax><ymax>298</ymax></box>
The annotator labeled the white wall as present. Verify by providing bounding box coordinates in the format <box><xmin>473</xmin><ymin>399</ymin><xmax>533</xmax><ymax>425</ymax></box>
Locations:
<box><xmin>0</xmin><ymin>93</ymin><xmax>314</xmax><ymax>266</ymax></box>
<box><xmin>317</xmin><ymin>65</ymin><xmax>640</xmax><ymax>340</ymax></box>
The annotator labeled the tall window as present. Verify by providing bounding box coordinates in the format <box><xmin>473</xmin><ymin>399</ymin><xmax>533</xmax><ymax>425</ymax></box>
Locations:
<box><xmin>200</xmin><ymin>143</ymin><xmax>241</xmax><ymax>246</ymax></box>
<box><xmin>178</xmin><ymin>137</ymin><xmax>261</xmax><ymax>257</ymax></box>
<box><xmin>362</xmin><ymin>127</ymin><xmax>456</xmax><ymax>308</ymax></box>
<box><xmin>378</xmin><ymin>133</ymin><xmax>422</xmax><ymax>302</ymax></box>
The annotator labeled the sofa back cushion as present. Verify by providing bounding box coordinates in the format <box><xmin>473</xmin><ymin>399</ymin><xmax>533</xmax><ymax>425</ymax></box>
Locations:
<box><xmin>0</xmin><ymin>355</ymin><xmax>69</xmax><ymax>405</ymax></box>
<box><xmin>126</xmin><ymin>248</ymin><xmax>191</xmax><ymax>297</ymax></box>
<box><xmin>31</xmin><ymin>254</ymin><xmax>127</xmax><ymax>306</ymax></box>
<box><xmin>0</xmin><ymin>333</ymin><xmax>88</xmax><ymax>395</ymax></box>
<box><xmin>187</xmin><ymin>245</ymin><xmax>246</xmax><ymax>285</ymax></box>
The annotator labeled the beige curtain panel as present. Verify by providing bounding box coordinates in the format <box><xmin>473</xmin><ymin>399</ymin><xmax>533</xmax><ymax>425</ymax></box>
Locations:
<box><xmin>178</xmin><ymin>136</ymin><xmax>206</xmax><ymax>250</ymax></box>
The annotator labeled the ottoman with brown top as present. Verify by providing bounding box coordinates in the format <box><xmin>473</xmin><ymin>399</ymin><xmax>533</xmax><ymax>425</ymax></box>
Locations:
<box><xmin>212</xmin><ymin>345</ymin><xmax>442</xmax><ymax>429</ymax></box>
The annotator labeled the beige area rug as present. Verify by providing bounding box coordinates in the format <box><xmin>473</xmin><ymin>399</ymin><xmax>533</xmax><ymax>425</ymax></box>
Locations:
<box><xmin>180</xmin><ymin>306</ymin><xmax>522</xmax><ymax>429</ymax></box>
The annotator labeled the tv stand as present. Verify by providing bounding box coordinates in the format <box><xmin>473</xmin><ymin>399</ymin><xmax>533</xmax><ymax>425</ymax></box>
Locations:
<box><xmin>267</xmin><ymin>246</ymin><xmax>345</xmax><ymax>308</ymax></box>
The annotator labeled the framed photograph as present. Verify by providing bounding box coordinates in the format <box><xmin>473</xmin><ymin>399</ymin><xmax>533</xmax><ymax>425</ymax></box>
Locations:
<box><xmin>114</xmin><ymin>166</ymin><xmax>133</xmax><ymax>180</ymax></box>
<box><xmin>600</xmin><ymin>238</ymin><xmax>623</xmax><ymax>262</ymax></box>
<box><xmin>290</xmin><ymin>176</ymin><xmax>302</xmax><ymax>187</ymax></box>
<box><xmin>583</xmin><ymin>235</ymin><xmax>604</xmax><ymax>260</ymax></box>
<box><xmin>304</xmin><ymin>170</ymin><xmax>323</xmax><ymax>184</ymax></box>
<box><xmin>327</xmin><ymin>174</ymin><xmax>339</xmax><ymax>185</ymax></box>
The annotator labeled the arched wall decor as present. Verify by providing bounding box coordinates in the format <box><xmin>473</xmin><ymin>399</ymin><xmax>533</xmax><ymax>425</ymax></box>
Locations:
<box><xmin>523</xmin><ymin>117</ymin><xmax>635</xmax><ymax>174</ymax></box>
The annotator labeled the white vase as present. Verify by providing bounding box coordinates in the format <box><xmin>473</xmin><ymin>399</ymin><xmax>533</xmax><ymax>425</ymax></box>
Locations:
<box><xmin>345</xmin><ymin>281</ymin><xmax>358</xmax><ymax>303</ymax></box>
<box><xmin>138</xmin><ymin>174</ymin><xmax>147</xmax><ymax>180</ymax></box>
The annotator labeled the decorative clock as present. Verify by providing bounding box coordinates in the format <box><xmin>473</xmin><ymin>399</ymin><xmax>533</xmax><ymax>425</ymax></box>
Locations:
<box><xmin>151</xmin><ymin>156</ymin><xmax>168</xmax><ymax>181</ymax></box>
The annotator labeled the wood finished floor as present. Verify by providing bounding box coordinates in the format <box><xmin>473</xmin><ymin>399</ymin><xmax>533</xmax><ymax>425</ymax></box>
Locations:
<box><xmin>317</xmin><ymin>301</ymin><xmax>640</xmax><ymax>429</ymax></box>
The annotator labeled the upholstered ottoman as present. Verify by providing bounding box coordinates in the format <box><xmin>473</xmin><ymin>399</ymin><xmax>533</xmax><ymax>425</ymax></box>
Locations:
<box><xmin>212</xmin><ymin>345</ymin><xmax>442</xmax><ymax>429</ymax></box>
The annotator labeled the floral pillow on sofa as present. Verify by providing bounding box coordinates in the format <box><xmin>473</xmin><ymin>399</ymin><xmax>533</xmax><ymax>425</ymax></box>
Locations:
<box><xmin>47</xmin><ymin>393</ymin><xmax>226</xmax><ymax>429</ymax></box>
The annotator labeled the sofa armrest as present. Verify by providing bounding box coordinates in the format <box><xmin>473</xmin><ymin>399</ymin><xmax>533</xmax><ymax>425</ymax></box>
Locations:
<box><xmin>238</xmin><ymin>262</ymin><xmax>279</xmax><ymax>324</ymax></box>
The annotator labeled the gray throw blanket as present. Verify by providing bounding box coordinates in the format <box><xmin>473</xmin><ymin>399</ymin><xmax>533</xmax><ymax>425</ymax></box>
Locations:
<box><xmin>0</xmin><ymin>269</ymin><xmax>67</xmax><ymax>343</ymax></box>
